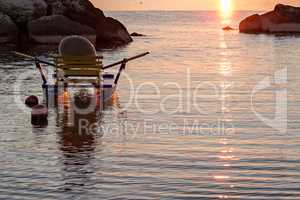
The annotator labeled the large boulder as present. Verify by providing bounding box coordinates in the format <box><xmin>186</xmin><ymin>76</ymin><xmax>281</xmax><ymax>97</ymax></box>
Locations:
<box><xmin>274</xmin><ymin>4</ymin><xmax>300</xmax><ymax>22</ymax></box>
<box><xmin>240</xmin><ymin>4</ymin><xmax>300</xmax><ymax>33</ymax></box>
<box><xmin>45</xmin><ymin>0</ymin><xmax>132</xmax><ymax>46</ymax></box>
<box><xmin>239</xmin><ymin>14</ymin><xmax>262</xmax><ymax>33</ymax></box>
<box><xmin>44</xmin><ymin>0</ymin><xmax>98</xmax><ymax>15</ymax></box>
<box><xmin>96</xmin><ymin>17</ymin><xmax>133</xmax><ymax>47</ymax></box>
<box><xmin>0</xmin><ymin>0</ymin><xmax>132</xmax><ymax>47</ymax></box>
<box><xmin>0</xmin><ymin>12</ymin><xmax>18</xmax><ymax>43</ymax></box>
<box><xmin>28</xmin><ymin>15</ymin><xmax>96</xmax><ymax>44</ymax></box>
<box><xmin>0</xmin><ymin>0</ymin><xmax>47</xmax><ymax>23</ymax></box>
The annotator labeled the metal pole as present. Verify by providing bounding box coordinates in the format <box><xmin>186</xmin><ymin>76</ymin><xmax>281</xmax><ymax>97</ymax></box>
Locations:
<box><xmin>103</xmin><ymin>52</ymin><xmax>149</xmax><ymax>69</ymax></box>
<box><xmin>14</xmin><ymin>51</ymin><xmax>56</xmax><ymax>67</ymax></box>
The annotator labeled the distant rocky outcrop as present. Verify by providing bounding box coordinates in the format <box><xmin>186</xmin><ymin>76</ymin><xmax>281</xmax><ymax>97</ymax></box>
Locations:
<box><xmin>131</xmin><ymin>32</ymin><xmax>146</xmax><ymax>37</ymax></box>
<box><xmin>240</xmin><ymin>4</ymin><xmax>300</xmax><ymax>34</ymax></box>
<box><xmin>222</xmin><ymin>26</ymin><xmax>235</xmax><ymax>31</ymax></box>
<box><xmin>0</xmin><ymin>0</ymin><xmax>132</xmax><ymax>47</ymax></box>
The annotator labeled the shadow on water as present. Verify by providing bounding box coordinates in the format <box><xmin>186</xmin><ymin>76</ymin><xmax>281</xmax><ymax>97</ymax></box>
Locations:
<box><xmin>54</xmin><ymin>89</ymin><xmax>102</xmax><ymax>192</ymax></box>
<box><xmin>47</xmin><ymin>87</ymin><xmax>121</xmax><ymax>192</ymax></box>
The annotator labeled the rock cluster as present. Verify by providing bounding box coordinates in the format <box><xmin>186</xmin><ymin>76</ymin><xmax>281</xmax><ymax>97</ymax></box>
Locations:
<box><xmin>240</xmin><ymin>4</ymin><xmax>300</xmax><ymax>34</ymax></box>
<box><xmin>0</xmin><ymin>0</ymin><xmax>132</xmax><ymax>47</ymax></box>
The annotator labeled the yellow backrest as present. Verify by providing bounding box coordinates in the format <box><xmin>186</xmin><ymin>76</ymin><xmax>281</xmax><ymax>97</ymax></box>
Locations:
<box><xmin>54</xmin><ymin>56</ymin><xmax>103</xmax><ymax>77</ymax></box>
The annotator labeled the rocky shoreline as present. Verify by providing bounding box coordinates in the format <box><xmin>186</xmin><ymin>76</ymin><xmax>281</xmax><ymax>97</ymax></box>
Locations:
<box><xmin>240</xmin><ymin>4</ymin><xmax>300</xmax><ymax>34</ymax></box>
<box><xmin>0</xmin><ymin>0</ymin><xmax>132</xmax><ymax>48</ymax></box>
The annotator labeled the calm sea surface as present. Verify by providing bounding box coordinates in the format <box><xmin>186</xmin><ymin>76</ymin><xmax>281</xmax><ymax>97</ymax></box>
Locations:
<box><xmin>0</xmin><ymin>11</ymin><xmax>300</xmax><ymax>199</ymax></box>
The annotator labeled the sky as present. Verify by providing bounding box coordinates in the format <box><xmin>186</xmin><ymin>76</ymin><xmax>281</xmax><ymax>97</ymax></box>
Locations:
<box><xmin>92</xmin><ymin>0</ymin><xmax>300</xmax><ymax>11</ymax></box>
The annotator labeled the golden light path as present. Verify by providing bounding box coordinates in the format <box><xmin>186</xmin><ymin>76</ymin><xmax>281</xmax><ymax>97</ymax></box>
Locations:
<box><xmin>219</xmin><ymin>0</ymin><xmax>233</xmax><ymax>25</ymax></box>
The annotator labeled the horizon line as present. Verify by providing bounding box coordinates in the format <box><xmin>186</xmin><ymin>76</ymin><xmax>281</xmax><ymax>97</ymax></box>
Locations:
<box><xmin>103</xmin><ymin>9</ymin><xmax>266</xmax><ymax>12</ymax></box>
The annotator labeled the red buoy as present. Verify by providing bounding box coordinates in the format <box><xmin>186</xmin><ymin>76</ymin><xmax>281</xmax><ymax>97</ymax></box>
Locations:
<box><xmin>25</xmin><ymin>95</ymin><xmax>39</xmax><ymax>108</ymax></box>
<box><xmin>31</xmin><ymin>104</ymin><xmax>48</xmax><ymax>127</ymax></box>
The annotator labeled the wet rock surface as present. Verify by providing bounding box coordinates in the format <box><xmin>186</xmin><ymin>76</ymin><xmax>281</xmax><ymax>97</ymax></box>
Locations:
<box><xmin>240</xmin><ymin>4</ymin><xmax>300</xmax><ymax>34</ymax></box>
<box><xmin>0</xmin><ymin>0</ymin><xmax>132</xmax><ymax>47</ymax></box>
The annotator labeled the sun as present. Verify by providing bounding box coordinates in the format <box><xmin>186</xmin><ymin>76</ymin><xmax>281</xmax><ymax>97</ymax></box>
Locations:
<box><xmin>220</xmin><ymin>0</ymin><xmax>233</xmax><ymax>16</ymax></box>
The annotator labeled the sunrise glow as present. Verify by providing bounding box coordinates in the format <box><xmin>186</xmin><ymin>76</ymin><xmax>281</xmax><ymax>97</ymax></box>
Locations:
<box><xmin>220</xmin><ymin>0</ymin><xmax>233</xmax><ymax>16</ymax></box>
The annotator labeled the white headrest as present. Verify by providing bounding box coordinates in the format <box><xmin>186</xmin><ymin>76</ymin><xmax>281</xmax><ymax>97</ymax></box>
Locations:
<box><xmin>59</xmin><ymin>35</ymin><xmax>96</xmax><ymax>56</ymax></box>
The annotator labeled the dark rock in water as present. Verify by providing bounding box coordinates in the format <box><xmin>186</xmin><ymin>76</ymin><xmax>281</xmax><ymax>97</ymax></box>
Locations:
<box><xmin>0</xmin><ymin>12</ymin><xmax>18</xmax><ymax>43</ymax></box>
<box><xmin>25</xmin><ymin>95</ymin><xmax>39</xmax><ymax>108</ymax></box>
<box><xmin>95</xmin><ymin>17</ymin><xmax>132</xmax><ymax>47</ymax></box>
<box><xmin>0</xmin><ymin>0</ymin><xmax>132</xmax><ymax>47</ymax></box>
<box><xmin>240</xmin><ymin>4</ymin><xmax>300</xmax><ymax>34</ymax></box>
<box><xmin>45</xmin><ymin>0</ymin><xmax>132</xmax><ymax>47</ymax></box>
<box><xmin>31</xmin><ymin>104</ymin><xmax>48</xmax><ymax>127</ymax></box>
<box><xmin>131</xmin><ymin>32</ymin><xmax>146</xmax><ymax>37</ymax></box>
<box><xmin>274</xmin><ymin>4</ymin><xmax>300</xmax><ymax>22</ymax></box>
<box><xmin>239</xmin><ymin>14</ymin><xmax>262</xmax><ymax>33</ymax></box>
<box><xmin>44</xmin><ymin>0</ymin><xmax>99</xmax><ymax>16</ymax></box>
<box><xmin>48</xmin><ymin>0</ymin><xmax>106</xmax><ymax>26</ymax></box>
<box><xmin>28</xmin><ymin>15</ymin><xmax>96</xmax><ymax>44</ymax></box>
<box><xmin>222</xmin><ymin>26</ymin><xmax>235</xmax><ymax>31</ymax></box>
<box><xmin>0</xmin><ymin>0</ymin><xmax>47</xmax><ymax>23</ymax></box>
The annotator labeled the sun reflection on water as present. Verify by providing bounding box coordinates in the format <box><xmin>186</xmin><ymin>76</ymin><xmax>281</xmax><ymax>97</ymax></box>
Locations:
<box><xmin>219</xmin><ymin>31</ymin><xmax>232</xmax><ymax>77</ymax></box>
<box><xmin>213</xmin><ymin>139</ymin><xmax>238</xmax><ymax>199</ymax></box>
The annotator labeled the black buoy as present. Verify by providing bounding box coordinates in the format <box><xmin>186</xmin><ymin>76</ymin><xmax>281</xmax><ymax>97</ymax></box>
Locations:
<box><xmin>25</xmin><ymin>95</ymin><xmax>39</xmax><ymax>108</ymax></box>
<box><xmin>31</xmin><ymin>104</ymin><xmax>48</xmax><ymax>127</ymax></box>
